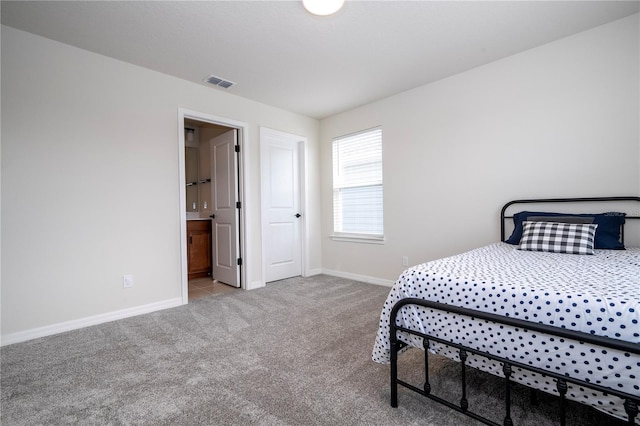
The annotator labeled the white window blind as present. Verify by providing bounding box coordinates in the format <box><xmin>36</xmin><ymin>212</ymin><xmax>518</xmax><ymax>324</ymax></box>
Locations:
<box><xmin>332</xmin><ymin>128</ymin><xmax>383</xmax><ymax>239</ymax></box>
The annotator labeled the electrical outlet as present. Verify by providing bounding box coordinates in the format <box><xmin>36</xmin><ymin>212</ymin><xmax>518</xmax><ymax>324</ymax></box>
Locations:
<box><xmin>123</xmin><ymin>274</ymin><xmax>134</xmax><ymax>288</ymax></box>
<box><xmin>402</xmin><ymin>256</ymin><xmax>409</xmax><ymax>267</ymax></box>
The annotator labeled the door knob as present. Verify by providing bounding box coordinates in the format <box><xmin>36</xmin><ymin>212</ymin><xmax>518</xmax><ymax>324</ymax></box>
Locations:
<box><xmin>209</xmin><ymin>214</ymin><xmax>215</xmax><ymax>219</ymax></box>
<box><xmin>295</xmin><ymin>213</ymin><xmax>301</xmax><ymax>218</ymax></box>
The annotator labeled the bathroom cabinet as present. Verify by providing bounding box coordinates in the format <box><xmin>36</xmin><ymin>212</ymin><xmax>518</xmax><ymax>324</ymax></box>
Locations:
<box><xmin>187</xmin><ymin>220</ymin><xmax>212</xmax><ymax>279</ymax></box>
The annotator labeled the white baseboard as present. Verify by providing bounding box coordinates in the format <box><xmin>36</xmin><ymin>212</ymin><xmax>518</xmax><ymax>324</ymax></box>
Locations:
<box><xmin>246</xmin><ymin>280</ymin><xmax>265</xmax><ymax>290</ymax></box>
<box><xmin>321</xmin><ymin>269</ymin><xmax>395</xmax><ymax>287</ymax></box>
<box><xmin>1</xmin><ymin>297</ymin><xmax>183</xmax><ymax>347</ymax></box>
<box><xmin>304</xmin><ymin>268</ymin><xmax>322</xmax><ymax>277</ymax></box>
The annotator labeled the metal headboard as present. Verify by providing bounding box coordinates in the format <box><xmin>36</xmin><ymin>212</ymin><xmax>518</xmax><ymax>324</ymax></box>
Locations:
<box><xmin>500</xmin><ymin>196</ymin><xmax>640</xmax><ymax>243</ymax></box>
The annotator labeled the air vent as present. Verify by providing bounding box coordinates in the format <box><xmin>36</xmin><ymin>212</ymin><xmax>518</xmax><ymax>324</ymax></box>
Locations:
<box><xmin>204</xmin><ymin>74</ymin><xmax>236</xmax><ymax>89</ymax></box>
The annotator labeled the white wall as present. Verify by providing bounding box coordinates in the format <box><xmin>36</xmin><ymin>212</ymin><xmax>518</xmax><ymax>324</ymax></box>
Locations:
<box><xmin>1</xmin><ymin>26</ymin><xmax>321</xmax><ymax>342</ymax></box>
<box><xmin>3</xmin><ymin>13</ymin><xmax>638</xmax><ymax>342</ymax></box>
<box><xmin>320</xmin><ymin>14</ymin><xmax>640</xmax><ymax>285</ymax></box>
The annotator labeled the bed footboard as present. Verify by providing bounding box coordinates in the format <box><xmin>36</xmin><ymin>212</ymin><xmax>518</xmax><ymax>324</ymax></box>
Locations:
<box><xmin>389</xmin><ymin>298</ymin><xmax>640</xmax><ymax>426</ymax></box>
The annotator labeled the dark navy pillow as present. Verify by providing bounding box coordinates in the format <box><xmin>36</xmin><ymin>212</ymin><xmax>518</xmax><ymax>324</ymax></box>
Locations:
<box><xmin>505</xmin><ymin>211</ymin><xmax>626</xmax><ymax>249</ymax></box>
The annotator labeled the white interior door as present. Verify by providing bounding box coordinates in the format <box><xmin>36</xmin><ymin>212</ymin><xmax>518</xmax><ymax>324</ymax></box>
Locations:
<box><xmin>211</xmin><ymin>130</ymin><xmax>240</xmax><ymax>287</ymax></box>
<box><xmin>261</xmin><ymin>128</ymin><xmax>302</xmax><ymax>283</ymax></box>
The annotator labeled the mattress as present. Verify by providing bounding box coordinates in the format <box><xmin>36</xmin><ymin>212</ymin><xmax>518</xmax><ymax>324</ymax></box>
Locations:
<box><xmin>372</xmin><ymin>242</ymin><xmax>640</xmax><ymax>421</ymax></box>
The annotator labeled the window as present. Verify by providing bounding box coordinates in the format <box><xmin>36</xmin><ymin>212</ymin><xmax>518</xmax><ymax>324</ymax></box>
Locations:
<box><xmin>332</xmin><ymin>127</ymin><xmax>383</xmax><ymax>241</ymax></box>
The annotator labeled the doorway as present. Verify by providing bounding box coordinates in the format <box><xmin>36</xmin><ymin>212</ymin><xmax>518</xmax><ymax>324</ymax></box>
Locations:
<box><xmin>178</xmin><ymin>109</ymin><xmax>247</xmax><ymax>303</ymax></box>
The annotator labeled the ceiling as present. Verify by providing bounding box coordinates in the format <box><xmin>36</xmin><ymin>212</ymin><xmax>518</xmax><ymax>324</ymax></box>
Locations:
<box><xmin>2</xmin><ymin>1</ymin><xmax>638</xmax><ymax>119</ymax></box>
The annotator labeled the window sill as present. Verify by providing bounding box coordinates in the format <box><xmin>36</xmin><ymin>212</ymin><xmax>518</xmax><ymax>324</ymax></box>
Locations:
<box><xmin>330</xmin><ymin>233</ymin><xmax>385</xmax><ymax>244</ymax></box>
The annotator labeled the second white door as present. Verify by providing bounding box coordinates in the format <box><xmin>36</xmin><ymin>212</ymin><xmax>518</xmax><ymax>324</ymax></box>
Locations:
<box><xmin>261</xmin><ymin>128</ymin><xmax>303</xmax><ymax>283</ymax></box>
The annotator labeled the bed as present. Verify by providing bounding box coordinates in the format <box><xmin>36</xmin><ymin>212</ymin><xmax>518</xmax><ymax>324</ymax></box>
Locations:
<box><xmin>372</xmin><ymin>197</ymin><xmax>640</xmax><ymax>426</ymax></box>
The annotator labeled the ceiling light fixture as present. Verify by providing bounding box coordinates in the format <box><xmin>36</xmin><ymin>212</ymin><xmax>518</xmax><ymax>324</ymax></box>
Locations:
<box><xmin>303</xmin><ymin>0</ymin><xmax>344</xmax><ymax>16</ymax></box>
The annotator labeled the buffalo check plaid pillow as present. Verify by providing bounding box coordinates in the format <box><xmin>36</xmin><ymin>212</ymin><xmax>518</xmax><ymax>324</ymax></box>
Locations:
<box><xmin>518</xmin><ymin>221</ymin><xmax>598</xmax><ymax>255</ymax></box>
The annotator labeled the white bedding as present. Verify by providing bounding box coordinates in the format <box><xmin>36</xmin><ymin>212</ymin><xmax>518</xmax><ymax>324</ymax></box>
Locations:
<box><xmin>372</xmin><ymin>242</ymin><xmax>640</xmax><ymax>421</ymax></box>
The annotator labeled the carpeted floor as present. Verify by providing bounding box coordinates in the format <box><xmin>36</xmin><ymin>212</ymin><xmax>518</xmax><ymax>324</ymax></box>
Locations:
<box><xmin>0</xmin><ymin>275</ymin><xmax>626</xmax><ymax>425</ymax></box>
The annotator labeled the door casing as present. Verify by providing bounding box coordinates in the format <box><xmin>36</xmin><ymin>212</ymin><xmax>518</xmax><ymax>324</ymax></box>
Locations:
<box><xmin>178</xmin><ymin>108</ymin><xmax>249</xmax><ymax>303</ymax></box>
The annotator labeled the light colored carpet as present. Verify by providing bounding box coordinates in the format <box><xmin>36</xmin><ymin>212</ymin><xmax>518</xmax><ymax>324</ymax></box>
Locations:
<box><xmin>0</xmin><ymin>275</ymin><xmax>624</xmax><ymax>425</ymax></box>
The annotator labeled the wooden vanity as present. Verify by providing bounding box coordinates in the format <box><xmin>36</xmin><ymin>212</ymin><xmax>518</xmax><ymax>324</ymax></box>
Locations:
<box><xmin>187</xmin><ymin>220</ymin><xmax>212</xmax><ymax>279</ymax></box>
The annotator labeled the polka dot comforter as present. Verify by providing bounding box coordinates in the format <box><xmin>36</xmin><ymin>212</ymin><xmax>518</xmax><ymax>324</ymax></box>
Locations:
<box><xmin>372</xmin><ymin>242</ymin><xmax>640</xmax><ymax>421</ymax></box>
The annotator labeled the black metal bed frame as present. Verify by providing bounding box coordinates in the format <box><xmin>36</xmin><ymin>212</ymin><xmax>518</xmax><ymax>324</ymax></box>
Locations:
<box><xmin>389</xmin><ymin>196</ymin><xmax>640</xmax><ymax>426</ymax></box>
